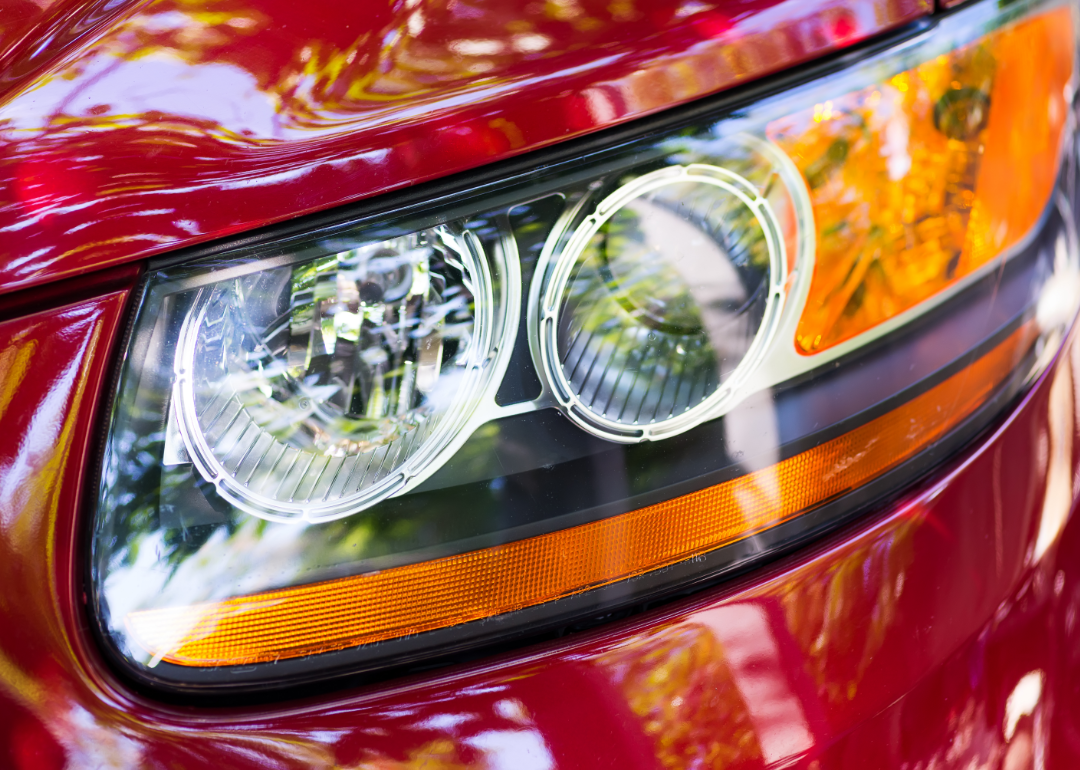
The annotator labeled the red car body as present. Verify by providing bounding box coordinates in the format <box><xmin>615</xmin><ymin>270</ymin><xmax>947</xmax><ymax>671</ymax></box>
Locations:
<box><xmin>2</xmin><ymin>0</ymin><xmax>1079</xmax><ymax>768</ymax></box>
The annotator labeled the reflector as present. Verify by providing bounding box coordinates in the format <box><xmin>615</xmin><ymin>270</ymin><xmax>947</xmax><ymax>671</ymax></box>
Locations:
<box><xmin>172</xmin><ymin>226</ymin><xmax>503</xmax><ymax>521</ymax></box>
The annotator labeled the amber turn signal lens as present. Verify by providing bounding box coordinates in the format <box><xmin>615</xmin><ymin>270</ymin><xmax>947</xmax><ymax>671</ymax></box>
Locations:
<box><xmin>770</xmin><ymin>9</ymin><xmax>1073</xmax><ymax>354</ymax></box>
<box><xmin>127</xmin><ymin>324</ymin><xmax>1035</xmax><ymax>667</ymax></box>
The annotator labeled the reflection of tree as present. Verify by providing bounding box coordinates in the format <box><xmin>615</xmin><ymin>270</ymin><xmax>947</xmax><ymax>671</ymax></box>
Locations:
<box><xmin>3</xmin><ymin>0</ymin><xmax>896</xmax><ymax>146</ymax></box>
<box><xmin>599</xmin><ymin>624</ymin><xmax>763</xmax><ymax>768</ymax></box>
<box><xmin>14</xmin><ymin>0</ymin><xmax>661</xmax><ymax>138</ymax></box>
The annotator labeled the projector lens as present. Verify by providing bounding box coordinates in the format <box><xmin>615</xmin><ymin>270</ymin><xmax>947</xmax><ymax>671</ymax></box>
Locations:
<box><xmin>538</xmin><ymin>164</ymin><xmax>787</xmax><ymax>441</ymax></box>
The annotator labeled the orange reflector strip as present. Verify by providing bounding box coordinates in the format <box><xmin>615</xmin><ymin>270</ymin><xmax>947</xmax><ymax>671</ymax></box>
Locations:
<box><xmin>769</xmin><ymin>9</ymin><xmax>1072</xmax><ymax>354</ymax></box>
<box><xmin>128</xmin><ymin>325</ymin><xmax>1034</xmax><ymax>666</ymax></box>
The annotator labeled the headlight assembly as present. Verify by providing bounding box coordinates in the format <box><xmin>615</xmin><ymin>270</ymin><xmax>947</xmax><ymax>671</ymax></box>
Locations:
<box><xmin>91</xmin><ymin>0</ymin><xmax>1080</xmax><ymax>693</ymax></box>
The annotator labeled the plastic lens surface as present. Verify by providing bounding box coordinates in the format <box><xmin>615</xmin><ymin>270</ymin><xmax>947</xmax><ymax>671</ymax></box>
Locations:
<box><xmin>127</xmin><ymin>321</ymin><xmax>1036</xmax><ymax>668</ymax></box>
<box><xmin>172</xmin><ymin>227</ymin><xmax>495</xmax><ymax>522</ymax></box>
<box><xmin>90</xmin><ymin>0</ymin><xmax>1080</xmax><ymax>689</ymax></box>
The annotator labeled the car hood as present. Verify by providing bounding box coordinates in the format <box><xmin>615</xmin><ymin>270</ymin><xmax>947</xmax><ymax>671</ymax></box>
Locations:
<box><xmin>0</xmin><ymin>0</ymin><xmax>928</xmax><ymax>295</ymax></box>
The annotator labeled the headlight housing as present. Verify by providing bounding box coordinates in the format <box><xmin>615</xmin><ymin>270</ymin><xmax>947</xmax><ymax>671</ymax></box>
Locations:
<box><xmin>91</xmin><ymin>0</ymin><xmax>1080</xmax><ymax>693</ymax></box>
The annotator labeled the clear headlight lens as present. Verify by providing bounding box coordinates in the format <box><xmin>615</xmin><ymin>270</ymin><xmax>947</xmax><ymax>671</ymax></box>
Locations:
<box><xmin>90</xmin><ymin>0</ymin><xmax>1080</xmax><ymax>692</ymax></box>
<box><xmin>172</xmin><ymin>226</ymin><xmax>498</xmax><ymax>522</ymax></box>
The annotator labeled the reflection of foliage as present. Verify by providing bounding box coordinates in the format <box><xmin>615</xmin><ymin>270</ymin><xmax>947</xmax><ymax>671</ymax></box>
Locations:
<box><xmin>769</xmin><ymin>38</ymin><xmax>999</xmax><ymax>352</ymax></box>
<box><xmin>352</xmin><ymin>739</ymin><xmax>480</xmax><ymax>770</ymax></box>
<box><xmin>97</xmin><ymin>310</ymin><xmax>507</xmax><ymax>615</ymax></box>
<box><xmin>97</xmin><ymin>216</ymin><xmax>520</xmax><ymax>615</ymax></box>
<box><xmin>21</xmin><ymin>0</ymin><xmax>669</xmax><ymax>137</ymax></box>
<box><xmin>97</xmin><ymin>378</ymin><xmax>171</xmax><ymax>570</ymax></box>
<box><xmin>102</xmin><ymin>407</ymin><xmax>506</xmax><ymax>600</ymax></box>
<box><xmin>600</xmin><ymin>624</ymin><xmax>762</xmax><ymax>768</ymax></box>
<box><xmin>776</xmin><ymin>511</ymin><xmax>918</xmax><ymax>706</ymax></box>
<box><xmin>564</xmin><ymin>204</ymin><xmax>721</xmax><ymax>418</ymax></box>
<box><xmin>664</xmin><ymin>136</ymin><xmax>775</xmax><ymax>194</ymax></box>
<box><xmin>594</xmin><ymin>207</ymin><xmax>711</xmax><ymax>336</ymax></box>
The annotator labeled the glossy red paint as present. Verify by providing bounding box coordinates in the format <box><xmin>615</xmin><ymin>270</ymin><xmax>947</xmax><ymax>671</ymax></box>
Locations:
<box><xmin>0</xmin><ymin>0</ymin><xmax>929</xmax><ymax>297</ymax></box>
<box><xmin>2</xmin><ymin>292</ymin><xmax>1079</xmax><ymax>766</ymax></box>
<box><xmin>2</xmin><ymin>0</ymin><xmax>1073</xmax><ymax>766</ymax></box>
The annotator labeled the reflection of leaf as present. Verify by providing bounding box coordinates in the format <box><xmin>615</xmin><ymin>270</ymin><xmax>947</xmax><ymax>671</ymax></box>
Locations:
<box><xmin>351</xmin><ymin>739</ymin><xmax>481</xmax><ymax>770</ymax></box>
<box><xmin>599</xmin><ymin>624</ymin><xmax>763</xmax><ymax>768</ymax></box>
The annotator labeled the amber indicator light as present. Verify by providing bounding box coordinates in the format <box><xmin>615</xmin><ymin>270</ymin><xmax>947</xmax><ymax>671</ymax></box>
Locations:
<box><xmin>771</xmin><ymin>10</ymin><xmax>1072</xmax><ymax>354</ymax></box>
